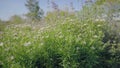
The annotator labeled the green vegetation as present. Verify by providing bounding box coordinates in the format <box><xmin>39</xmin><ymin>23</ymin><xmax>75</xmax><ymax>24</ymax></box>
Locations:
<box><xmin>0</xmin><ymin>15</ymin><xmax>104</xmax><ymax>68</ymax></box>
<box><xmin>25</xmin><ymin>0</ymin><xmax>44</xmax><ymax>22</ymax></box>
<box><xmin>0</xmin><ymin>0</ymin><xmax>120</xmax><ymax>68</ymax></box>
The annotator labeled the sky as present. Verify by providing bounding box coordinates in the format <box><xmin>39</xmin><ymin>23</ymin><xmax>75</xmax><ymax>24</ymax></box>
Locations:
<box><xmin>0</xmin><ymin>0</ymin><xmax>85</xmax><ymax>21</ymax></box>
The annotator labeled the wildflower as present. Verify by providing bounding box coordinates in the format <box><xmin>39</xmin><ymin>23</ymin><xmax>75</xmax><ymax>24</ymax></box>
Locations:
<box><xmin>40</xmin><ymin>27</ymin><xmax>45</xmax><ymax>31</ymax></box>
<box><xmin>41</xmin><ymin>36</ymin><xmax>44</xmax><ymax>39</ymax></box>
<box><xmin>45</xmin><ymin>35</ymin><xmax>49</xmax><ymax>38</ymax></box>
<box><xmin>59</xmin><ymin>35</ymin><xmax>64</xmax><ymax>38</ymax></box>
<box><xmin>0</xmin><ymin>42</ymin><xmax>3</xmax><ymax>46</ymax></box>
<box><xmin>70</xmin><ymin>19</ymin><xmax>74</xmax><ymax>22</ymax></box>
<box><xmin>97</xmin><ymin>25</ymin><xmax>101</xmax><ymax>27</ymax></box>
<box><xmin>91</xmin><ymin>46</ymin><xmax>95</xmax><ymax>50</ymax></box>
<box><xmin>93</xmin><ymin>35</ymin><xmax>98</xmax><ymax>38</ymax></box>
<box><xmin>50</xmin><ymin>58</ymin><xmax>53</xmax><ymax>61</ymax></box>
<box><xmin>95</xmin><ymin>19</ymin><xmax>99</xmax><ymax>21</ymax></box>
<box><xmin>83</xmin><ymin>41</ymin><xmax>86</xmax><ymax>45</ymax></box>
<box><xmin>59</xmin><ymin>48</ymin><xmax>63</xmax><ymax>51</ymax></box>
<box><xmin>40</xmin><ymin>43</ymin><xmax>44</xmax><ymax>46</ymax></box>
<box><xmin>0</xmin><ymin>61</ymin><xmax>3</xmax><ymax>66</ymax></box>
<box><xmin>32</xmin><ymin>26</ymin><xmax>36</xmax><ymax>29</ymax></box>
<box><xmin>100</xmin><ymin>19</ymin><xmax>105</xmax><ymax>21</ymax></box>
<box><xmin>10</xmin><ymin>56</ymin><xmax>14</xmax><ymax>60</ymax></box>
<box><xmin>24</xmin><ymin>42</ymin><xmax>31</xmax><ymax>46</ymax></box>
<box><xmin>83</xmin><ymin>24</ymin><xmax>87</xmax><ymax>26</ymax></box>
<box><xmin>33</xmin><ymin>36</ymin><xmax>37</xmax><ymax>39</ymax></box>
<box><xmin>76</xmin><ymin>47</ymin><xmax>80</xmax><ymax>50</ymax></box>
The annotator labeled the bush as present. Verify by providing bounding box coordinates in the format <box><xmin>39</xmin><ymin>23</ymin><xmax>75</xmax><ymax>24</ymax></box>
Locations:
<box><xmin>0</xmin><ymin>16</ymin><xmax>106</xmax><ymax>68</ymax></box>
<box><xmin>98</xmin><ymin>21</ymin><xmax>120</xmax><ymax>68</ymax></box>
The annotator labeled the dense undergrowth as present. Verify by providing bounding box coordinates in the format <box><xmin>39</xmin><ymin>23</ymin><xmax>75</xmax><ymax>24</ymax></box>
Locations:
<box><xmin>0</xmin><ymin>0</ymin><xmax>120</xmax><ymax>68</ymax></box>
<box><xmin>1</xmin><ymin>14</ymin><xmax>120</xmax><ymax>68</ymax></box>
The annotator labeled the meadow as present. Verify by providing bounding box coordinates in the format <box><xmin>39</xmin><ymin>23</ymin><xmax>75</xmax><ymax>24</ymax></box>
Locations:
<box><xmin>0</xmin><ymin>0</ymin><xmax>120</xmax><ymax>68</ymax></box>
<box><xmin>0</xmin><ymin>11</ymin><xmax>120</xmax><ymax>68</ymax></box>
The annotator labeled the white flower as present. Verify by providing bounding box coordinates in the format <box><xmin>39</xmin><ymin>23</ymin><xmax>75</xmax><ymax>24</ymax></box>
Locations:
<box><xmin>76</xmin><ymin>47</ymin><xmax>80</xmax><ymax>50</ymax></box>
<box><xmin>58</xmin><ymin>32</ymin><xmax>62</xmax><ymax>35</ymax></box>
<box><xmin>41</xmin><ymin>36</ymin><xmax>44</xmax><ymax>39</ymax></box>
<box><xmin>91</xmin><ymin>46</ymin><xmax>95</xmax><ymax>50</ymax></box>
<box><xmin>32</xmin><ymin>26</ymin><xmax>36</xmax><ymax>29</ymax></box>
<box><xmin>95</xmin><ymin>19</ymin><xmax>99</xmax><ymax>21</ymax></box>
<box><xmin>33</xmin><ymin>36</ymin><xmax>36</xmax><ymax>39</ymax></box>
<box><xmin>0</xmin><ymin>61</ymin><xmax>3</xmax><ymax>65</ymax></box>
<box><xmin>40</xmin><ymin>27</ymin><xmax>45</xmax><ymax>31</ymax></box>
<box><xmin>10</xmin><ymin>56</ymin><xmax>14</xmax><ymax>60</ymax></box>
<box><xmin>83</xmin><ymin>24</ymin><xmax>87</xmax><ymax>26</ymax></box>
<box><xmin>0</xmin><ymin>42</ymin><xmax>3</xmax><ymax>46</ymax></box>
<box><xmin>83</xmin><ymin>41</ymin><xmax>86</xmax><ymax>45</ymax></box>
<box><xmin>24</xmin><ymin>42</ymin><xmax>31</xmax><ymax>46</ymax></box>
<box><xmin>59</xmin><ymin>35</ymin><xmax>64</xmax><ymax>38</ymax></box>
<box><xmin>93</xmin><ymin>35</ymin><xmax>98</xmax><ymax>38</ymax></box>
<box><xmin>45</xmin><ymin>35</ymin><xmax>49</xmax><ymax>38</ymax></box>
<box><xmin>70</xmin><ymin>19</ymin><xmax>74</xmax><ymax>22</ymax></box>
<box><xmin>100</xmin><ymin>19</ymin><xmax>105</xmax><ymax>21</ymax></box>
<box><xmin>40</xmin><ymin>43</ymin><xmax>44</xmax><ymax>46</ymax></box>
<box><xmin>97</xmin><ymin>25</ymin><xmax>101</xmax><ymax>27</ymax></box>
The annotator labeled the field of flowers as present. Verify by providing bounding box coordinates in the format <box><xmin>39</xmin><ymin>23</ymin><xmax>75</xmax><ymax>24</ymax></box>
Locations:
<box><xmin>0</xmin><ymin>13</ymin><xmax>120</xmax><ymax>68</ymax></box>
<box><xmin>0</xmin><ymin>0</ymin><xmax>120</xmax><ymax>67</ymax></box>
<box><xmin>0</xmin><ymin>16</ymin><xmax>103</xmax><ymax>68</ymax></box>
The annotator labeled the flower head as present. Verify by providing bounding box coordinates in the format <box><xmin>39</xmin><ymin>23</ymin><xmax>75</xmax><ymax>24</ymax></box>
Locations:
<box><xmin>10</xmin><ymin>56</ymin><xmax>14</xmax><ymax>60</ymax></box>
<box><xmin>0</xmin><ymin>42</ymin><xmax>3</xmax><ymax>46</ymax></box>
<box><xmin>93</xmin><ymin>35</ymin><xmax>98</xmax><ymax>38</ymax></box>
<box><xmin>24</xmin><ymin>42</ymin><xmax>31</xmax><ymax>46</ymax></box>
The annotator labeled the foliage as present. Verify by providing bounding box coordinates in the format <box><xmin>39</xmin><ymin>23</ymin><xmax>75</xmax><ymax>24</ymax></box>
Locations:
<box><xmin>99</xmin><ymin>17</ymin><xmax>120</xmax><ymax>68</ymax></box>
<box><xmin>9</xmin><ymin>15</ymin><xmax>25</xmax><ymax>24</ymax></box>
<box><xmin>0</xmin><ymin>0</ymin><xmax>120</xmax><ymax>68</ymax></box>
<box><xmin>25</xmin><ymin>0</ymin><xmax>44</xmax><ymax>22</ymax></box>
<box><xmin>69</xmin><ymin>1</ymin><xmax>120</xmax><ymax>67</ymax></box>
<box><xmin>0</xmin><ymin>14</ymin><xmax>106</xmax><ymax>68</ymax></box>
<box><xmin>0</xmin><ymin>20</ymin><xmax>4</xmax><ymax>31</ymax></box>
<box><xmin>0</xmin><ymin>15</ymin><xmax>25</xmax><ymax>32</ymax></box>
<box><xmin>45</xmin><ymin>10</ymin><xmax>75</xmax><ymax>25</ymax></box>
<box><xmin>0</xmin><ymin>20</ymin><xmax>8</xmax><ymax>32</ymax></box>
<box><xmin>51</xmin><ymin>1</ymin><xmax>59</xmax><ymax>10</ymax></box>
